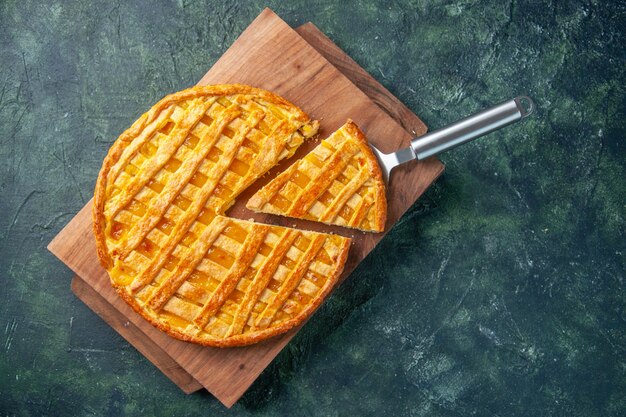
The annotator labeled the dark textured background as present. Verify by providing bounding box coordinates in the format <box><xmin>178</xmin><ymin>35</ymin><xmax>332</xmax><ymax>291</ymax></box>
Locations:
<box><xmin>1</xmin><ymin>1</ymin><xmax>625</xmax><ymax>416</ymax></box>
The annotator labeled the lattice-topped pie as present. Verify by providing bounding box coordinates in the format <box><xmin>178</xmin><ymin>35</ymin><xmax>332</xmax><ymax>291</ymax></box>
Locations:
<box><xmin>247</xmin><ymin>120</ymin><xmax>387</xmax><ymax>232</ymax></box>
<box><xmin>93</xmin><ymin>85</ymin><xmax>350</xmax><ymax>347</ymax></box>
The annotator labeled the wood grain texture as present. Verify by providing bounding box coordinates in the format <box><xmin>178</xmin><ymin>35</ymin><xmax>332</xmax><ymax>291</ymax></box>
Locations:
<box><xmin>295</xmin><ymin>23</ymin><xmax>428</xmax><ymax>138</ymax></box>
<box><xmin>48</xmin><ymin>8</ymin><xmax>444</xmax><ymax>407</ymax></box>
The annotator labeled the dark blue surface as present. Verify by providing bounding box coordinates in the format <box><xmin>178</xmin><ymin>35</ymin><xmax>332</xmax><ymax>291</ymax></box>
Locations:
<box><xmin>1</xmin><ymin>1</ymin><xmax>624</xmax><ymax>415</ymax></box>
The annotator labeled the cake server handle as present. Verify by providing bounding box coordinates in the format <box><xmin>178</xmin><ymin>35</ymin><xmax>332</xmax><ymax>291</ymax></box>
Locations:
<box><xmin>411</xmin><ymin>96</ymin><xmax>535</xmax><ymax>160</ymax></box>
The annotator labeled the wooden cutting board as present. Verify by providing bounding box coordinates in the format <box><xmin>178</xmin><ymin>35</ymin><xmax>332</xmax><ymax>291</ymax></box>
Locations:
<box><xmin>48</xmin><ymin>9</ymin><xmax>444</xmax><ymax>407</ymax></box>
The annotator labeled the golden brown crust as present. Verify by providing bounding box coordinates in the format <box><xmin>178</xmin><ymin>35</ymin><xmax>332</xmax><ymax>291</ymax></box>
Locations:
<box><xmin>342</xmin><ymin>120</ymin><xmax>387</xmax><ymax>232</ymax></box>
<box><xmin>93</xmin><ymin>112</ymin><xmax>151</xmax><ymax>269</ymax></box>
<box><xmin>246</xmin><ymin>119</ymin><xmax>388</xmax><ymax>232</ymax></box>
<box><xmin>93</xmin><ymin>84</ymin><xmax>351</xmax><ymax>347</ymax></box>
<box><xmin>110</xmin><ymin>226</ymin><xmax>350</xmax><ymax>348</ymax></box>
<box><xmin>93</xmin><ymin>84</ymin><xmax>310</xmax><ymax>269</ymax></box>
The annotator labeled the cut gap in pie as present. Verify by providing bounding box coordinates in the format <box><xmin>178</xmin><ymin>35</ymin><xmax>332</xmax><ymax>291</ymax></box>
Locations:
<box><xmin>246</xmin><ymin>120</ymin><xmax>387</xmax><ymax>232</ymax></box>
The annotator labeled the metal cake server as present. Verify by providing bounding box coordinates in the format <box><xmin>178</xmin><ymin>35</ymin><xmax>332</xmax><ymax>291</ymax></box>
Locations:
<box><xmin>372</xmin><ymin>96</ymin><xmax>535</xmax><ymax>183</ymax></box>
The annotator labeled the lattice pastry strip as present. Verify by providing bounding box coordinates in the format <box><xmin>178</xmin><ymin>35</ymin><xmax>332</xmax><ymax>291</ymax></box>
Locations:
<box><xmin>247</xmin><ymin>120</ymin><xmax>387</xmax><ymax>232</ymax></box>
<box><xmin>118</xmin><ymin>216</ymin><xmax>348</xmax><ymax>346</ymax></box>
<box><xmin>93</xmin><ymin>85</ymin><xmax>354</xmax><ymax>347</ymax></box>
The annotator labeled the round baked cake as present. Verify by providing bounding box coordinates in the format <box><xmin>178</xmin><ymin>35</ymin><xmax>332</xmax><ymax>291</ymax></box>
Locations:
<box><xmin>93</xmin><ymin>84</ymin><xmax>350</xmax><ymax>347</ymax></box>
